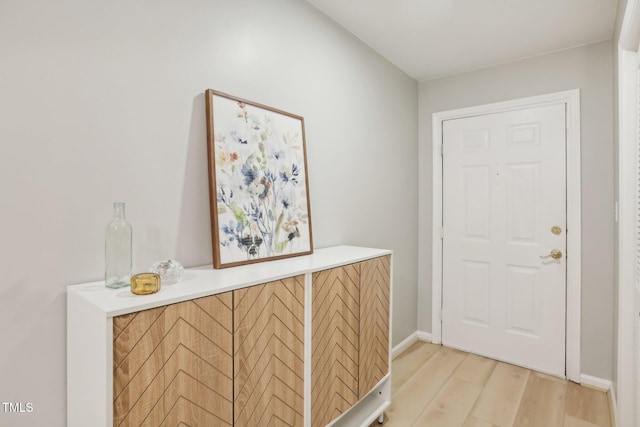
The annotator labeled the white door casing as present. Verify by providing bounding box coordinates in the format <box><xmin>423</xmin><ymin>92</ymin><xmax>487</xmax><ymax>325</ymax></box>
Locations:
<box><xmin>618</xmin><ymin>1</ymin><xmax>640</xmax><ymax>424</ymax></box>
<box><xmin>442</xmin><ymin>104</ymin><xmax>566</xmax><ymax>376</ymax></box>
<box><xmin>431</xmin><ymin>90</ymin><xmax>581</xmax><ymax>382</ymax></box>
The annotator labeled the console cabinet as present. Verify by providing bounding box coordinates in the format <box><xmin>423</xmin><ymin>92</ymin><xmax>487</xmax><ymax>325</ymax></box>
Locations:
<box><xmin>67</xmin><ymin>246</ymin><xmax>392</xmax><ymax>427</ymax></box>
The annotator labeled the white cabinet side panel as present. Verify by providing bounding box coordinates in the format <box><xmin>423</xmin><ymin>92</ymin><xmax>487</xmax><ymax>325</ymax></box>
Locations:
<box><xmin>67</xmin><ymin>290</ymin><xmax>111</xmax><ymax>427</ymax></box>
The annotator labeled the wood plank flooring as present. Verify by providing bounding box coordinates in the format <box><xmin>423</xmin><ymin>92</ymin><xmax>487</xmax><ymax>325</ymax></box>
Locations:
<box><xmin>375</xmin><ymin>342</ymin><xmax>613</xmax><ymax>427</ymax></box>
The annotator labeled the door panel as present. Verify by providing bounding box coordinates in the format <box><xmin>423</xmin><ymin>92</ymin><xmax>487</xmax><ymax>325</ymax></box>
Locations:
<box><xmin>311</xmin><ymin>264</ymin><xmax>360</xmax><ymax>427</ymax></box>
<box><xmin>233</xmin><ymin>276</ymin><xmax>305</xmax><ymax>427</ymax></box>
<box><xmin>112</xmin><ymin>293</ymin><xmax>234</xmax><ymax>427</ymax></box>
<box><xmin>462</xmin><ymin>261</ymin><xmax>490</xmax><ymax>326</ymax></box>
<box><xmin>463</xmin><ymin>165</ymin><xmax>491</xmax><ymax>238</ymax></box>
<box><xmin>442</xmin><ymin>104</ymin><xmax>566</xmax><ymax>376</ymax></box>
<box><xmin>507</xmin><ymin>163</ymin><xmax>538</xmax><ymax>240</ymax></box>
<box><xmin>359</xmin><ymin>256</ymin><xmax>391</xmax><ymax>398</ymax></box>
<box><xmin>506</xmin><ymin>266</ymin><xmax>538</xmax><ymax>336</ymax></box>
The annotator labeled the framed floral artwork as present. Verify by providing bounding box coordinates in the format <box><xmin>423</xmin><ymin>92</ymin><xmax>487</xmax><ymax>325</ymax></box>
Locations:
<box><xmin>205</xmin><ymin>89</ymin><xmax>313</xmax><ymax>268</ymax></box>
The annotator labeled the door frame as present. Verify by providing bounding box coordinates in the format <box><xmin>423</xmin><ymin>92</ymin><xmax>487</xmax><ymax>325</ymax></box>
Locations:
<box><xmin>431</xmin><ymin>90</ymin><xmax>581</xmax><ymax>382</ymax></box>
<box><xmin>617</xmin><ymin>0</ymin><xmax>640</xmax><ymax>423</ymax></box>
<box><xmin>616</xmin><ymin>46</ymin><xmax>637</xmax><ymax>427</ymax></box>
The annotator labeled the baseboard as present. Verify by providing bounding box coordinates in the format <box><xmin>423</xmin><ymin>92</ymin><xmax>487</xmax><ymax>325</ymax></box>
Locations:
<box><xmin>579</xmin><ymin>375</ymin><xmax>616</xmax><ymax>426</ymax></box>
<box><xmin>579</xmin><ymin>374</ymin><xmax>613</xmax><ymax>391</ymax></box>
<box><xmin>609</xmin><ymin>384</ymin><xmax>618</xmax><ymax>427</ymax></box>
<box><xmin>391</xmin><ymin>332</ymin><xmax>419</xmax><ymax>359</ymax></box>
<box><xmin>391</xmin><ymin>331</ymin><xmax>433</xmax><ymax>359</ymax></box>
<box><xmin>416</xmin><ymin>331</ymin><xmax>433</xmax><ymax>342</ymax></box>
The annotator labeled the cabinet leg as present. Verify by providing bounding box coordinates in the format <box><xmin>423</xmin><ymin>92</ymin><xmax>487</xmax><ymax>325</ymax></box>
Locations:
<box><xmin>377</xmin><ymin>413</ymin><xmax>384</xmax><ymax>424</ymax></box>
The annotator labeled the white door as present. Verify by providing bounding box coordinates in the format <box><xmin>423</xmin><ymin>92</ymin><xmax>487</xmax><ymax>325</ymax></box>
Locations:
<box><xmin>442</xmin><ymin>103</ymin><xmax>567</xmax><ymax>376</ymax></box>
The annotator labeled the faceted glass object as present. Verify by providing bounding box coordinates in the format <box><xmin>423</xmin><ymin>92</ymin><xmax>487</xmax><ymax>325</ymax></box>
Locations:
<box><xmin>131</xmin><ymin>273</ymin><xmax>160</xmax><ymax>295</ymax></box>
<box><xmin>105</xmin><ymin>202</ymin><xmax>132</xmax><ymax>289</ymax></box>
<box><xmin>150</xmin><ymin>259</ymin><xmax>184</xmax><ymax>285</ymax></box>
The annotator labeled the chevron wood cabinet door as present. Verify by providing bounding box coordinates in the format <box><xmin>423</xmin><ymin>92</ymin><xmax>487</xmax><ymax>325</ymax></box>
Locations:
<box><xmin>233</xmin><ymin>275</ymin><xmax>305</xmax><ymax>427</ymax></box>
<box><xmin>358</xmin><ymin>255</ymin><xmax>391</xmax><ymax>399</ymax></box>
<box><xmin>311</xmin><ymin>263</ymin><xmax>361</xmax><ymax>427</ymax></box>
<box><xmin>112</xmin><ymin>292</ymin><xmax>233</xmax><ymax>427</ymax></box>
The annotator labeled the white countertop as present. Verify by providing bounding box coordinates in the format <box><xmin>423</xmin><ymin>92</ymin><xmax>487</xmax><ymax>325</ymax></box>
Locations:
<box><xmin>67</xmin><ymin>245</ymin><xmax>391</xmax><ymax>317</ymax></box>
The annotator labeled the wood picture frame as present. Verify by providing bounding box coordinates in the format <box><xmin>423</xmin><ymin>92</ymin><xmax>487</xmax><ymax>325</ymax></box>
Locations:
<box><xmin>205</xmin><ymin>89</ymin><xmax>313</xmax><ymax>268</ymax></box>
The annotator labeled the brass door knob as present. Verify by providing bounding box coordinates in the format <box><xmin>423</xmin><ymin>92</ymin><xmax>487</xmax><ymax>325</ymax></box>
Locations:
<box><xmin>540</xmin><ymin>249</ymin><xmax>562</xmax><ymax>260</ymax></box>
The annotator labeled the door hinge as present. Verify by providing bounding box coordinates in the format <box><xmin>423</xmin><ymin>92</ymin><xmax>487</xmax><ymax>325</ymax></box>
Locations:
<box><xmin>440</xmin><ymin>144</ymin><xmax>444</xmax><ymax>157</ymax></box>
<box><xmin>440</xmin><ymin>226</ymin><xmax>444</xmax><ymax>239</ymax></box>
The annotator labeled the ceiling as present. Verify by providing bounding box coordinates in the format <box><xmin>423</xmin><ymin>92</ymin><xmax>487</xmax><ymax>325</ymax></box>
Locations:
<box><xmin>306</xmin><ymin>0</ymin><xmax>619</xmax><ymax>81</ymax></box>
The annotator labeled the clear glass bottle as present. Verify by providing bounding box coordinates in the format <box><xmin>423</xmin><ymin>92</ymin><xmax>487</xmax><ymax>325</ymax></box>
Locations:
<box><xmin>105</xmin><ymin>202</ymin><xmax>132</xmax><ymax>289</ymax></box>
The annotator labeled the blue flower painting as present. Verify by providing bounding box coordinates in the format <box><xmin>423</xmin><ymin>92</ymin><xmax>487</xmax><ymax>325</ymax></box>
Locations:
<box><xmin>206</xmin><ymin>90</ymin><xmax>313</xmax><ymax>268</ymax></box>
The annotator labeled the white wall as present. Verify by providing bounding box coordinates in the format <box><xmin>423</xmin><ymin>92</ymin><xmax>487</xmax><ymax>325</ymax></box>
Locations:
<box><xmin>418</xmin><ymin>40</ymin><xmax>615</xmax><ymax>380</ymax></box>
<box><xmin>0</xmin><ymin>0</ymin><xmax>418</xmax><ymax>425</ymax></box>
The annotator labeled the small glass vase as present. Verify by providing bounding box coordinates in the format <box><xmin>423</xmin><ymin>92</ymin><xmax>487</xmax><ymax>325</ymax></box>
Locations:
<box><xmin>105</xmin><ymin>202</ymin><xmax>132</xmax><ymax>289</ymax></box>
<box><xmin>131</xmin><ymin>273</ymin><xmax>161</xmax><ymax>295</ymax></box>
<box><xmin>150</xmin><ymin>260</ymin><xmax>184</xmax><ymax>285</ymax></box>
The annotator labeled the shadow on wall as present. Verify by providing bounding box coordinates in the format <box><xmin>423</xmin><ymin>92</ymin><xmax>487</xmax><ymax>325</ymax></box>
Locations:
<box><xmin>175</xmin><ymin>93</ymin><xmax>214</xmax><ymax>268</ymax></box>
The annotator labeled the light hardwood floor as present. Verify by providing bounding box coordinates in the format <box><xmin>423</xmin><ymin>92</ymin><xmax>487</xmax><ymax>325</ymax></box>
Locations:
<box><xmin>374</xmin><ymin>341</ymin><xmax>613</xmax><ymax>427</ymax></box>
